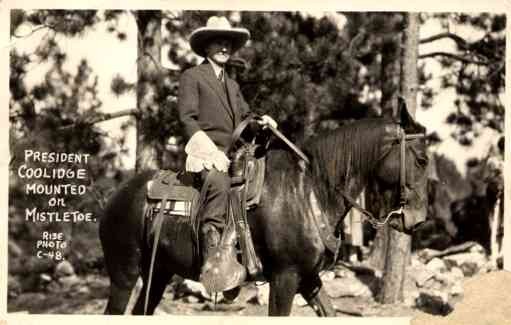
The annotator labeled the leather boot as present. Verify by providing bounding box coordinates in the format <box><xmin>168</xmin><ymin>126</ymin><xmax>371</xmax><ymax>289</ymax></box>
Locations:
<box><xmin>199</xmin><ymin>223</ymin><xmax>246</xmax><ymax>294</ymax></box>
<box><xmin>201</xmin><ymin>224</ymin><xmax>221</xmax><ymax>262</ymax></box>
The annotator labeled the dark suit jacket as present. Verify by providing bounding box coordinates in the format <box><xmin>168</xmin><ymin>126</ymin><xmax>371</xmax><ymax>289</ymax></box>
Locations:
<box><xmin>178</xmin><ymin>62</ymin><xmax>251</xmax><ymax>152</ymax></box>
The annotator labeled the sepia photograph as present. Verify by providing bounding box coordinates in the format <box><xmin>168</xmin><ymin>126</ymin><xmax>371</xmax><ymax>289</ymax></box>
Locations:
<box><xmin>5</xmin><ymin>4</ymin><xmax>509</xmax><ymax>324</ymax></box>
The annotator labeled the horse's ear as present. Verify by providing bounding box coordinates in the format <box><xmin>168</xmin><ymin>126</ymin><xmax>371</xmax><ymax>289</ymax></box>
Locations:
<box><xmin>398</xmin><ymin>96</ymin><xmax>425</xmax><ymax>133</ymax></box>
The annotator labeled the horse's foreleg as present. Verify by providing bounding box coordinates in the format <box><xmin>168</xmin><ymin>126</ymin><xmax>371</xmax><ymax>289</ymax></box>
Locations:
<box><xmin>300</xmin><ymin>276</ymin><xmax>336</xmax><ymax>317</ymax></box>
<box><xmin>268</xmin><ymin>269</ymin><xmax>300</xmax><ymax>316</ymax></box>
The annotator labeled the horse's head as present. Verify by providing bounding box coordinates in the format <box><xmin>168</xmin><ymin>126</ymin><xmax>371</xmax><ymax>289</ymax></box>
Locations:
<box><xmin>374</xmin><ymin>103</ymin><xmax>429</xmax><ymax>234</ymax></box>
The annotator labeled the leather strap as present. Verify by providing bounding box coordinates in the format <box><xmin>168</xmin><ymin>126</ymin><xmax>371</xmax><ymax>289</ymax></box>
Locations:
<box><xmin>337</xmin><ymin>187</ymin><xmax>375</xmax><ymax>220</ymax></box>
<box><xmin>264</xmin><ymin>123</ymin><xmax>310</xmax><ymax>165</ymax></box>
<box><xmin>231</xmin><ymin>117</ymin><xmax>254</xmax><ymax>149</ymax></box>
<box><xmin>309</xmin><ymin>191</ymin><xmax>341</xmax><ymax>255</ymax></box>
<box><xmin>144</xmin><ymin>192</ymin><xmax>169</xmax><ymax>315</ymax></box>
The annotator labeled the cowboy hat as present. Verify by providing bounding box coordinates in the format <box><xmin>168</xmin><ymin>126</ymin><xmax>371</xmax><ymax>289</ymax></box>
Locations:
<box><xmin>190</xmin><ymin>16</ymin><xmax>250</xmax><ymax>57</ymax></box>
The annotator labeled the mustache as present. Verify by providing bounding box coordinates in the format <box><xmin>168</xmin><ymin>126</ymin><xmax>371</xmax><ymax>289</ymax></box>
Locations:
<box><xmin>215</xmin><ymin>49</ymin><xmax>230</xmax><ymax>55</ymax></box>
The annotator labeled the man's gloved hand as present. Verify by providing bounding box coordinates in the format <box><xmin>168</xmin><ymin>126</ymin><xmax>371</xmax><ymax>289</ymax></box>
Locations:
<box><xmin>210</xmin><ymin>150</ymin><xmax>230</xmax><ymax>173</ymax></box>
<box><xmin>185</xmin><ymin>131</ymin><xmax>230</xmax><ymax>173</ymax></box>
<box><xmin>257</xmin><ymin>114</ymin><xmax>278</xmax><ymax>129</ymax></box>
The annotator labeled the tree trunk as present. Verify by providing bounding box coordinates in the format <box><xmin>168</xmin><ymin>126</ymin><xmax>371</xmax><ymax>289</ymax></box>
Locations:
<box><xmin>369</xmin><ymin>226</ymin><xmax>390</xmax><ymax>271</ymax></box>
<box><xmin>375</xmin><ymin>13</ymin><xmax>420</xmax><ymax>304</ymax></box>
<box><xmin>400</xmin><ymin>13</ymin><xmax>420</xmax><ymax>117</ymax></box>
<box><xmin>368</xmin><ymin>14</ymin><xmax>401</xmax><ymax>291</ymax></box>
<box><xmin>135</xmin><ymin>10</ymin><xmax>162</xmax><ymax>172</ymax></box>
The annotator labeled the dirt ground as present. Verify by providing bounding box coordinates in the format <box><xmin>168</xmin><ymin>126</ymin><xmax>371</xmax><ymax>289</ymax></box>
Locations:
<box><xmin>411</xmin><ymin>271</ymin><xmax>511</xmax><ymax>325</ymax></box>
<box><xmin>8</xmin><ymin>270</ymin><xmax>511</xmax><ymax>323</ymax></box>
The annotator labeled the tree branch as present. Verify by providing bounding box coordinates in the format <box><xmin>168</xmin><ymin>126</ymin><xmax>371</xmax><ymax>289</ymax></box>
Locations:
<box><xmin>58</xmin><ymin>108</ymin><xmax>138</xmax><ymax>130</ymax></box>
<box><xmin>420</xmin><ymin>32</ymin><xmax>469</xmax><ymax>49</ymax></box>
<box><xmin>418</xmin><ymin>52</ymin><xmax>490</xmax><ymax>65</ymax></box>
<box><xmin>12</xmin><ymin>24</ymin><xmax>55</xmax><ymax>38</ymax></box>
<box><xmin>161</xmin><ymin>11</ymin><xmax>182</xmax><ymax>22</ymax></box>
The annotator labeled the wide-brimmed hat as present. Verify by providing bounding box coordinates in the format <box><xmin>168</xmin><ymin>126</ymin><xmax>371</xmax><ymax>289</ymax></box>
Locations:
<box><xmin>190</xmin><ymin>16</ymin><xmax>250</xmax><ymax>57</ymax></box>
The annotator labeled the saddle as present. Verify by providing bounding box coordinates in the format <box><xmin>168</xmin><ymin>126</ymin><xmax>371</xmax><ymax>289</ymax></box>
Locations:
<box><xmin>145</xmin><ymin>142</ymin><xmax>266</xmax><ymax>289</ymax></box>
<box><xmin>146</xmin><ymin>157</ymin><xmax>265</xmax><ymax>212</ymax></box>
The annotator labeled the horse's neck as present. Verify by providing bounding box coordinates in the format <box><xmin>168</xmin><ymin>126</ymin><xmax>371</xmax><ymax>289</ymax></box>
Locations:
<box><xmin>335</xmin><ymin>176</ymin><xmax>366</xmax><ymax>218</ymax></box>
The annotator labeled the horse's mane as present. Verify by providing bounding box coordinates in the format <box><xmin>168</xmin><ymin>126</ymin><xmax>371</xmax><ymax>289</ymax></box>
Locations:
<box><xmin>306</xmin><ymin>118</ymin><xmax>391</xmax><ymax>215</ymax></box>
<box><xmin>264</xmin><ymin>118</ymin><xmax>392</xmax><ymax>221</ymax></box>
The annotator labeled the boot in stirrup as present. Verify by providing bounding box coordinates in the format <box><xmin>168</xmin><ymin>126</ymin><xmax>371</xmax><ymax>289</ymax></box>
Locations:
<box><xmin>199</xmin><ymin>224</ymin><xmax>246</xmax><ymax>294</ymax></box>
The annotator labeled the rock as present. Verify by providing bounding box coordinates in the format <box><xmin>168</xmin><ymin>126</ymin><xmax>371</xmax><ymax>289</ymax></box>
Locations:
<box><xmin>77</xmin><ymin>285</ymin><xmax>91</xmax><ymax>295</ymax></box>
<box><xmin>245</xmin><ymin>283</ymin><xmax>270</xmax><ymax>305</ymax></box>
<box><xmin>417</xmin><ymin>248</ymin><xmax>441</xmax><ymax>264</ymax></box>
<box><xmin>58</xmin><ymin>275</ymin><xmax>80</xmax><ymax>291</ymax></box>
<box><xmin>183</xmin><ymin>295</ymin><xmax>200</xmax><ymax>303</ymax></box>
<box><xmin>224</xmin><ymin>284</ymin><xmax>260</xmax><ymax>304</ymax></box>
<box><xmin>293</xmin><ymin>295</ymin><xmax>308</xmax><ymax>306</ymax></box>
<box><xmin>422</xmin><ymin>277</ymin><xmax>445</xmax><ymax>291</ymax></box>
<box><xmin>412</xmin><ymin>266</ymin><xmax>435</xmax><ymax>287</ymax></box>
<box><xmin>404</xmin><ymin>290</ymin><xmax>420</xmax><ymax>307</ymax></box>
<box><xmin>46</xmin><ymin>281</ymin><xmax>61</xmax><ymax>293</ymax></box>
<box><xmin>459</xmin><ymin>262</ymin><xmax>479</xmax><ymax>277</ymax></box>
<box><xmin>202</xmin><ymin>302</ymin><xmax>245</xmax><ymax>312</ymax></box>
<box><xmin>411</xmin><ymin>254</ymin><xmax>424</xmax><ymax>267</ymax></box>
<box><xmin>443</xmin><ymin>252</ymin><xmax>488</xmax><ymax>276</ymax></box>
<box><xmin>469</xmin><ymin>243</ymin><xmax>486</xmax><ymax>254</ymax></box>
<box><xmin>154</xmin><ymin>309</ymin><xmax>169</xmax><ymax>315</ymax></box>
<box><xmin>449</xmin><ymin>267</ymin><xmax>465</xmax><ymax>281</ymax></box>
<box><xmin>40</xmin><ymin>273</ymin><xmax>52</xmax><ymax>283</ymax></box>
<box><xmin>432</xmin><ymin>273</ymin><xmax>451</xmax><ymax>286</ymax></box>
<box><xmin>320</xmin><ymin>271</ymin><xmax>336</xmax><ymax>282</ymax></box>
<box><xmin>325</xmin><ymin>277</ymin><xmax>372</xmax><ymax>298</ymax></box>
<box><xmin>55</xmin><ymin>261</ymin><xmax>75</xmax><ymax>278</ymax></box>
<box><xmin>334</xmin><ymin>267</ymin><xmax>356</xmax><ymax>279</ymax></box>
<box><xmin>426</xmin><ymin>257</ymin><xmax>447</xmax><ymax>273</ymax></box>
<box><xmin>8</xmin><ymin>275</ymin><xmax>22</xmax><ymax>298</ymax></box>
<box><xmin>175</xmin><ymin>279</ymin><xmax>211</xmax><ymax>301</ymax></box>
<box><xmin>450</xmin><ymin>282</ymin><xmax>463</xmax><ymax>297</ymax></box>
<box><xmin>416</xmin><ymin>290</ymin><xmax>454</xmax><ymax>316</ymax></box>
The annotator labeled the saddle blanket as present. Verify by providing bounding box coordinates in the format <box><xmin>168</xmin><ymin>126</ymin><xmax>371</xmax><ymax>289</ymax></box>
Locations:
<box><xmin>150</xmin><ymin>200</ymin><xmax>193</xmax><ymax>216</ymax></box>
<box><xmin>146</xmin><ymin>170</ymin><xmax>199</xmax><ymax>217</ymax></box>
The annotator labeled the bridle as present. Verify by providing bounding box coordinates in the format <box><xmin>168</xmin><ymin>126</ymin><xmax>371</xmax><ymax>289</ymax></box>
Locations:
<box><xmin>337</xmin><ymin>124</ymin><xmax>425</xmax><ymax>229</ymax></box>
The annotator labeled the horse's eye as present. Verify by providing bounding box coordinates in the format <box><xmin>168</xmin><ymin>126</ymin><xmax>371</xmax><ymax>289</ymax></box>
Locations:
<box><xmin>417</xmin><ymin>157</ymin><xmax>428</xmax><ymax>167</ymax></box>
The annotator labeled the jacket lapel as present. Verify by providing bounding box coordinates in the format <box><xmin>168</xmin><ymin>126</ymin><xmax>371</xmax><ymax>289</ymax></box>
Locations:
<box><xmin>197</xmin><ymin>64</ymin><xmax>234</xmax><ymax>121</ymax></box>
<box><xmin>225</xmin><ymin>77</ymin><xmax>238</xmax><ymax>122</ymax></box>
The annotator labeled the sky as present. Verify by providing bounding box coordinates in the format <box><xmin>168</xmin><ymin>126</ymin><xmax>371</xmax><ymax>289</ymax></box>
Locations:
<box><xmin>10</xmin><ymin>10</ymin><xmax>502</xmax><ymax>175</ymax></box>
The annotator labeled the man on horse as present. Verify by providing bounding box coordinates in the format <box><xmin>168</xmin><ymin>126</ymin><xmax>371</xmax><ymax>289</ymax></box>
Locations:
<box><xmin>178</xmin><ymin>16</ymin><xmax>276</xmax><ymax>292</ymax></box>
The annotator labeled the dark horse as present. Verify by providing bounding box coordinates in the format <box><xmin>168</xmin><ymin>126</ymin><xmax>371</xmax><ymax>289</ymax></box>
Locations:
<box><xmin>100</xmin><ymin>105</ymin><xmax>429</xmax><ymax>316</ymax></box>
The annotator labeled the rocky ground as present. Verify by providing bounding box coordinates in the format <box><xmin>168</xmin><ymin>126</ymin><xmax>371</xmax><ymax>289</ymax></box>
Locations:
<box><xmin>8</xmin><ymin>242</ymin><xmax>509</xmax><ymax>322</ymax></box>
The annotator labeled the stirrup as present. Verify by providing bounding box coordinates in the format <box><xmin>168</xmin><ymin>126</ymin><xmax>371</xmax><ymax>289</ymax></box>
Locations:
<box><xmin>200</xmin><ymin>225</ymin><xmax>246</xmax><ymax>293</ymax></box>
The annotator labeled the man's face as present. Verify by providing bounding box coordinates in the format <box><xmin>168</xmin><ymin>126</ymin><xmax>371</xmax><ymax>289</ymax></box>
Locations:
<box><xmin>205</xmin><ymin>38</ymin><xmax>232</xmax><ymax>66</ymax></box>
